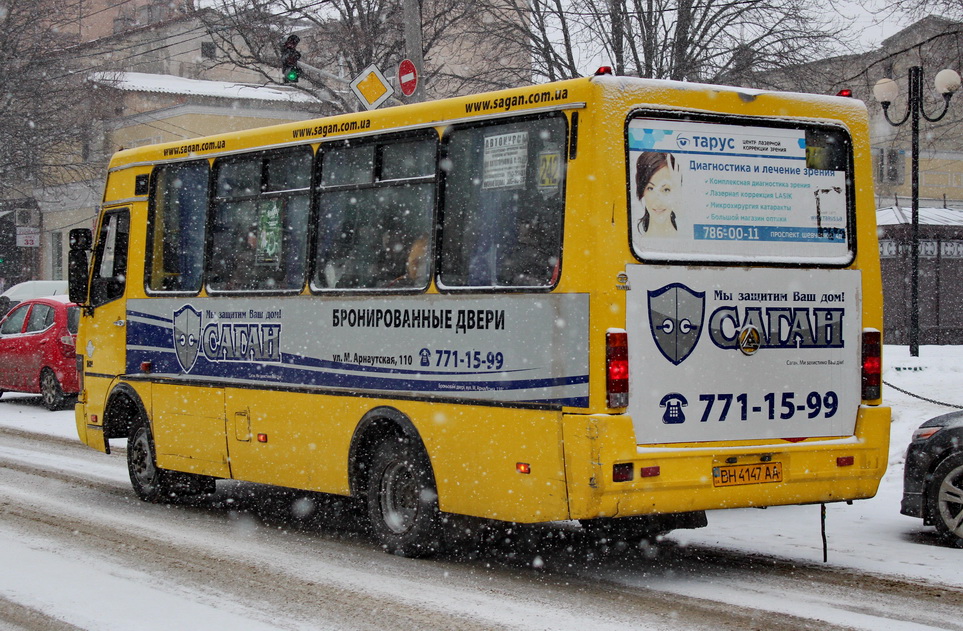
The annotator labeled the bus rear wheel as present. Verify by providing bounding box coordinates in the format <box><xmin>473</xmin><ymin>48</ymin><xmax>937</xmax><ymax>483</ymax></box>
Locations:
<box><xmin>366</xmin><ymin>436</ymin><xmax>442</xmax><ymax>557</ymax></box>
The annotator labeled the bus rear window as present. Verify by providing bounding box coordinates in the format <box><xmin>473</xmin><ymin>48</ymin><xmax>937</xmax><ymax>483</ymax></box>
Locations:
<box><xmin>628</xmin><ymin>115</ymin><xmax>854</xmax><ymax>265</ymax></box>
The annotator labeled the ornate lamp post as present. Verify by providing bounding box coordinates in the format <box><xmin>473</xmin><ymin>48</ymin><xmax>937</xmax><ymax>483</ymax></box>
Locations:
<box><xmin>874</xmin><ymin>67</ymin><xmax>961</xmax><ymax>357</ymax></box>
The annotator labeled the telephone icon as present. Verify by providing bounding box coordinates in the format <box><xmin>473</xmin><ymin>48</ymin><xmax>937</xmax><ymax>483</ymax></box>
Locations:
<box><xmin>660</xmin><ymin>393</ymin><xmax>688</xmax><ymax>424</ymax></box>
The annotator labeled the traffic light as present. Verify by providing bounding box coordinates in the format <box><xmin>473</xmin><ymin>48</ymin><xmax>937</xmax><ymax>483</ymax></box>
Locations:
<box><xmin>281</xmin><ymin>35</ymin><xmax>302</xmax><ymax>84</ymax></box>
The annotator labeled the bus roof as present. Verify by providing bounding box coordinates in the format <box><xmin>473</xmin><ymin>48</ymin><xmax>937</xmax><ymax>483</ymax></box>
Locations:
<box><xmin>107</xmin><ymin>75</ymin><xmax>868</xmax><ymax>172</ymax></box>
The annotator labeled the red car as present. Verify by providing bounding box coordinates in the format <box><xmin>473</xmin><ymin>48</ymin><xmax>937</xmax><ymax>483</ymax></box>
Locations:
<box><xmin>0</xmin><ymin>295</ymin><xmax>79</xmax><ymax>410</ymax></box>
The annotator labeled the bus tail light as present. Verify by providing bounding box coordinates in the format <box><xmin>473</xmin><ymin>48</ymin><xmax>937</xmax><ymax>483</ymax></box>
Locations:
<box><xmin>606</xmin><ymin>329</ymin><xmax>628</xmax><ymax>408</ymax></box>
<box><xmin>861</xmin><ymin>329</ymin><xmax>881</xmax><ymax>401</ymax></box>
<box><xmin>612</xmin><ymin>462</ymin><xmax>633</xmax><ymax>482</ymax></box>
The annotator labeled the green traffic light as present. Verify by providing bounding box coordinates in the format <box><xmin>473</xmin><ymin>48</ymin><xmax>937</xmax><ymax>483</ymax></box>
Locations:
<box><xmin>284</xmin><ymin>67</ymin><xmax>300</xmax><ymax>83</ymax></box>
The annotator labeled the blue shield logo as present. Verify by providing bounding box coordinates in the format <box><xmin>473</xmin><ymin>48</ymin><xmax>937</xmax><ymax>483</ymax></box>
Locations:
<box><xmin>648</xmin><ymin>283</ymin><xmax>705</xmax><ymax>365</ymax></box>
<box><xmin>173</xmin><ymin>305</ymin><xmax>202</xmax><ymax>373</ymax></box>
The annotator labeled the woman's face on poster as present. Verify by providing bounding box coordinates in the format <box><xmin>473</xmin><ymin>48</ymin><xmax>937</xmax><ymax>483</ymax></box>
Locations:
<box><xmin>642</xmin><ymin>164</ymin><xmax>676</xmax><ymax>220</ymax></box>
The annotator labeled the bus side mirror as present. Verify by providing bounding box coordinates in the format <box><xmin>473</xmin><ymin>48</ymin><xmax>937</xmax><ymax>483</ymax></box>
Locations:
<box><xmin>68</xmin><ymin>228</ymin><xmax>92</xmax><ymax>306</ymax></box>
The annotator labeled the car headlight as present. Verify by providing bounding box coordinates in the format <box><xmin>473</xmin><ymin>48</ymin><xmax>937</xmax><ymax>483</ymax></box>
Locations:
<box><xmin>911</xmin><ymin>426</ymin><xmax>943</xmax><ymax>442</ymax></box>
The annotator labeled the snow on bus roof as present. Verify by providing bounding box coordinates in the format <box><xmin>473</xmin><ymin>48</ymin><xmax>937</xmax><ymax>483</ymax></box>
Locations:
<box><xmin>90</xmin><ymin>71</ymin><xmax>320</xmax><ymax>103</ymax></box>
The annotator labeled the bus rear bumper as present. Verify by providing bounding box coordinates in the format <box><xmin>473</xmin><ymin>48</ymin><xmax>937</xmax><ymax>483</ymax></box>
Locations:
<box><xmin>563</xmin><ymin>405</ymin><xmax>891</xmax><ymax>521</ymax></box>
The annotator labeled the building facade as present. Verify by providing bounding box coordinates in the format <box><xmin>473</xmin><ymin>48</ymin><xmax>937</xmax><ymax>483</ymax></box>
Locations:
<box><xmin>13</xmin><ymin>0</ymin><xmax>525</xmax><ymax>285</ymax></box>
<box><xmin>12</xmin><ymin>6</ymin><xmax>329</xmax><ymax>286</ymax></box>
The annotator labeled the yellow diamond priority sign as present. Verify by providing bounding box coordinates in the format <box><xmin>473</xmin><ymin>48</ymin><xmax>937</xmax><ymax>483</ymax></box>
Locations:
<box><xmin>350</xmin><ymin>65</ymin><xmax>393</xmax><ymax>111</ymax></box>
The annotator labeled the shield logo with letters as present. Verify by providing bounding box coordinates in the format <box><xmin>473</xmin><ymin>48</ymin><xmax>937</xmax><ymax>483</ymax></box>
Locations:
<box><xmin>648</xmin><ymin>283</ymin><xmax>705</xmax><ymax>365</ymax></box>
<box><xmin>173</xmin><ymin>304</ymin><xmax>202</xmax><ymax>373</ymax></box>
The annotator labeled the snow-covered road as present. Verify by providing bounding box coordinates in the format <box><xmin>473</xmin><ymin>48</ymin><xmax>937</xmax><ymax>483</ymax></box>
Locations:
<box><xmin>0</xmin><ymin>345</ymin><xmax>960</xmax><ymax>630</ymax></box>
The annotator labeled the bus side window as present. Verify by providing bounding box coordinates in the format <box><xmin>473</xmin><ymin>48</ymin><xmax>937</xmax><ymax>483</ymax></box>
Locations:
<box><xmin>313</xmin><ymin>136</ymin><xmax>435</xmax><ymax>291</ymax></box>
<box><xmin>439</xmin><ymin>114</ymin><xmax>565</xmax><ymax>289</ymax></box>
<box><xmin>146</xmin><ymin>161</ymin><xmax>209</xmax><ymax>293</ymax></box>
<box><xmin>90</xmin><ymin>210</ymin><xmax>130</xmax><ymax>307</ymax></box>
<box><xmin>208</xmin><ymin>148</ymin><xmax>312</xmax><ymax>293</ymax></box>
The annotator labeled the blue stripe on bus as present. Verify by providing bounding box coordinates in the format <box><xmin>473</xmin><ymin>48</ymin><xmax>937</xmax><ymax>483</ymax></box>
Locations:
<box><xmin>127</xmin><ymin>345</ymin><xmax>587</xmax><ymax>392</ymax></box>
<box><xmin>127</xmin><ymin>317</ymin><xmax>538</xmax><ymax>377</ymax></box>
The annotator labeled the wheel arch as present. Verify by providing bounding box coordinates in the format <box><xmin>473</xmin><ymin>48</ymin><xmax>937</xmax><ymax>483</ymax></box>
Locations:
<box><xmin>922</xmin><ymin>434</ymin><xmax>963</xmax><ymax>516</ymax></box>
<box><xmin>348</xmin><ymin>405</ymin><xmax>431</xmax><ymax>499</ymax></box>
<box><xmin>923</xmin><ymin>449</ymin><xmax>963</xmax><ymax>538</ymax></box>
<box><xmin>102</xmin><ymin>382</ymin><xmax>149</xmax><ymax>442</ymax></box>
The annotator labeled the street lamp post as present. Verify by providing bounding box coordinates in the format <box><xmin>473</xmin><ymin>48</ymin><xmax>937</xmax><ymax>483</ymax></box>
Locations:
<box><xmin>874</xmin><ymin>66</ymin><xmax>961</xmax><ymax>357</ymax></box>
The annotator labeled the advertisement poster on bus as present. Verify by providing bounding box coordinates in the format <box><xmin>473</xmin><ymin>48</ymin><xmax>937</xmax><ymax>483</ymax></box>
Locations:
<box><xmin>628</xmin><ymin>117</ymin><xmax>853</xmax><ymax>265</ymax></box>
<box><xmin>625</xmin><ymin>265</ymin><xmax>862</xmax><ymax>444</ymax></box>
<box><xmin>129</xmin><ymin>294</ymin><xmax>590</xmax><ymax>408</ymax></box>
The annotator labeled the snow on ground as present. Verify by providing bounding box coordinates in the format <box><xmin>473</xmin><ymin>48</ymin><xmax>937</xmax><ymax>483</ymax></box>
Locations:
<box><xmin>673</xmin><ymin>344</ymin><xmax>963</xmax><ymax>587</ymax></box>
<box><xmin>0</xmin><ymin>344</ymin><xmax>959</xmax><ymax>610</ymax></box>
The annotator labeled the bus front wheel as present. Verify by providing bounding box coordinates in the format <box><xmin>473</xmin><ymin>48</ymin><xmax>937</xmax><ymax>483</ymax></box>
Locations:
<box><xmin>127</xmin><ymin>417</ymin><xmax>175</xmax><ymax>502</ymax></box>
<box><xmin>127</xmin><ymin>417</ymin><xmax>215</xmax><ymax>502</ymax></box>
<box><xmin>366</xmin><ymin>436</ymin><xmax>442</xmax><ymax>557</ymax></box>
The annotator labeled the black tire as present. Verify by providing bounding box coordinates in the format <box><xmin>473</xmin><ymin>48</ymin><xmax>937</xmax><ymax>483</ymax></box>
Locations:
<box><xmin>127</xmin><ymin>416</ymin><xmax>216</xmax><ymax>502</ymax></box>
<box><xmin>128</xmin><ymin>416</ymin><xmax>174</xmax><ymax>502</ymax></box>
<box><xmin>927</xmin><ymin>452</ymin><xmax>963</xmax><ymax>547</ymax></box>
<box><xmin>366</xmin><ymin>436</ymin><xmax>442</xmax><ymax>557</ymax></box>
<box><xmin>40</xmin><ymin>369</ymin><xmax>67</xmax><ymax>411</ymax></box>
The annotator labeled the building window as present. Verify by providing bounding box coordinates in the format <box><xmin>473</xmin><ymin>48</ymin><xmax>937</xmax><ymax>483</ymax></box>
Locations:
<box><xmin>201</xmin><ymin>42</ymin><xmax>217</xmax><ymax>60</ymax></box>
<box><xmin>875</xmin><ymin>147</ymin><xmax>905</xmax><ymax>185</ymax></box>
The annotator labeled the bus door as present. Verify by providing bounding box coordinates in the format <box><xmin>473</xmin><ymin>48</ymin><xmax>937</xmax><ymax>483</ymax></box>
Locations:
<box><xmin>82</xmin><ymin>208</ymin><xmax>131</xmax><ymax>450</ymax></box>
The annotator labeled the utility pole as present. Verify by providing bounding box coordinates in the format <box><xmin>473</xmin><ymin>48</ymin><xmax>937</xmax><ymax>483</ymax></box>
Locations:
<box><xmin>403</xmin><ymin>0</ymin><xmax>425</xmax><ymax>102</ymax></box>
<box><xmin>874</xmin><ymin>66</ymin><xmax>961</xmax><ymax>356</ymax></box>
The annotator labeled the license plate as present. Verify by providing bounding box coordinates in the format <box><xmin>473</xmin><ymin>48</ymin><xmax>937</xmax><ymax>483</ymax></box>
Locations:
<box><xmin>713</xmin><ymin>462</ymin><xmax>783</xmax><ymax>487</ymax></box>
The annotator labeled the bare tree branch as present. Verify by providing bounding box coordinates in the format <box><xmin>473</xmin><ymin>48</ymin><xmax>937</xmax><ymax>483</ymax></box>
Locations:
<box><xmin>467</xmin><ymin>0</ymin><xmax>851</xmax><ymax>87</ymax></box>
<box><xmin>0</xmin><ymin>0</ymin><xmax>105</xmax><ymax>198</ymax></box>
<box><xmin>197</xmin><ymin>0</ymin><xmax>513</xmax><ymax>111</ymax></box>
